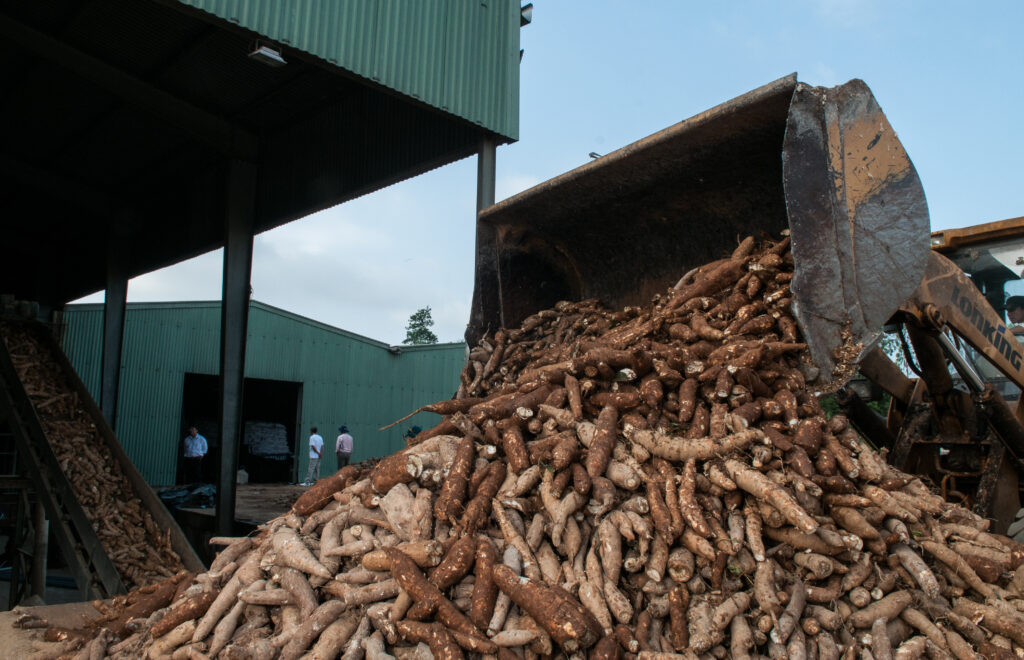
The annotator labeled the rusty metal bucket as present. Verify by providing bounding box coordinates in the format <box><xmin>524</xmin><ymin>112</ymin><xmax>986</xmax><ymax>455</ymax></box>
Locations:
<box><xmin>467</xmin><ymin>74</ymin><xmax>930</xmax><ymax>390</ymax></box>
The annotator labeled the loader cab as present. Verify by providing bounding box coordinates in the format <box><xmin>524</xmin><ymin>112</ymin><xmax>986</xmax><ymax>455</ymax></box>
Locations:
<box><xmin>931</xmin><ymin>216</ymin><xmax>1024</xmax><ymax>400</ymax></box>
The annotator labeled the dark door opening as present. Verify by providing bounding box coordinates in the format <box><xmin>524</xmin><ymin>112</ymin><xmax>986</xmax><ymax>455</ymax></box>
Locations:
<box><xmin>180</xmin><ymin>374</ymin><xmax>302</xmax><ymax>484</ymax></box>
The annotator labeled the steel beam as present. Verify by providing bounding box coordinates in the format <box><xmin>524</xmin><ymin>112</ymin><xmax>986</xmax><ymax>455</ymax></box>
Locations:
<box><xmin>100</xmin><ymin>256</ymin><xmax>127</xmax><ymax>429</ymax></box>
<box><xmin>215</xmin><ymin>160</ymin><xmax>256</xmax><ymax>537</ymax></box>
<box><xmin>0</xmin><ymin>154</ymin><xmax>111</xmax><ymax>217</ymax></box>
<box><xmin>476</xmin><ymin>136</ymin><xmax>497</xmax><ymax>212</ymax></box>
<box><xmin>9</xmin><ymin>493</ymin><xmax>25</xmax><ymax>608</ymax></box>
<box><xmin>858</xmin><ymin>346</ymin><xmax>915</xmax><ymax>405</ymax></box>
<box><xmin>31</xmin><ymin>499</ymin><xmax>48</xmax><ymax>599</ymax></box>
<box><xmin>0</xmin><ymin>13</ymin><xmax>257</xmax><ymax>160</ymax></box>
<box><xmin>466</xmin><ymin>136</ymin><xmax>498</xmax><ymax>346</ymax></box>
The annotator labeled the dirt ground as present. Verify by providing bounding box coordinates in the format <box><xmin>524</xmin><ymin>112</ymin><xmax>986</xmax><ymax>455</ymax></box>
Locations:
<box><xmin>0</xmin><ymin>601</ymin><xmax>100</xmax><ymax>657</ymax></box>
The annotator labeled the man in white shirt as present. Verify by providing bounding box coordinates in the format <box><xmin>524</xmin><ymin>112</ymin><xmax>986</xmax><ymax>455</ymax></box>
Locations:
<box><xmin>336</xmin><ymin>425</ymin><xmax>354</xmax><ymax>468</ymax></box>
<box><xmin>304</xmin><ymin>426</ymin><xmax>324</xmax><ymax>485</ymax></box>
<box><xmin>183</xmin><ymin>427</ymin><xmax>207</xmax><ymax>483</ymax></box>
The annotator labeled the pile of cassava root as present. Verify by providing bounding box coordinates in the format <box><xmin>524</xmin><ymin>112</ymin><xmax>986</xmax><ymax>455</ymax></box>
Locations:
<box><xmin>31</xmin><ymin>233</ymin><xmax>1024</xmax><ymax>659</ymax></box>
<box><xmin>0</xmin><ymin>322</ymin><xmax>185</xmax><ymax>590</ymax></box>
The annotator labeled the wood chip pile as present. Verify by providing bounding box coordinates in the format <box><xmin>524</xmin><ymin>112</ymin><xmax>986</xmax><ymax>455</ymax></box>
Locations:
<box><xmin>28</xmin><ymin>234</ymin><xmax>1024</xmax><ymax>659</ymax></box>
<box><xmin>0</xmin><ymin>322</ymin><xmax>185</xmax><ymax>590</ymax></box>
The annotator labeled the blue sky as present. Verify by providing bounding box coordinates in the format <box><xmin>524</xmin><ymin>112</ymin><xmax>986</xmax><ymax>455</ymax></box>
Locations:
<box><xmin>75</xmin><ymin>1</ymin><xmax>1024</xmax><ymax>343</ymax></box>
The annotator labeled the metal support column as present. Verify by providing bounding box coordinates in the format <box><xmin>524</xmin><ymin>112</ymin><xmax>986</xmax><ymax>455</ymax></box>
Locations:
<box><xmin>8</xmin><ymin>492</ymin><xmax>25</xmax><ymax>608</ymax></box>
<box><xmin>30</xmin><ymin>498</ymin><xmax>48</xmax><ymax>598</ymax></box>
<box><xmin>466</xmin><ymin>136</ymin><xmax>498</xmax><ymax>347</ymax></box>
<box><xmin>100</xmin><ymin>256</ymin><xmax>127</xmax><ymax>428</ymax></box>
<box><xmin>476</xmin><ymin>135</ymin><xmax>497</xmax><ymax>211</ymax></box>
<box><xmin>215</xmin><ymin>160</ymin><xmax>256</xmax><ymax>537</ymax></box>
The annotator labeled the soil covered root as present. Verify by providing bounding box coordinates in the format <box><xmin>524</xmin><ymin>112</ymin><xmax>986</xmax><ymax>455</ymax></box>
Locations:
<box><xmin>50</xmin><ymin>233</ymin><xmax>1024</xmax><ymax>659</ymax></box>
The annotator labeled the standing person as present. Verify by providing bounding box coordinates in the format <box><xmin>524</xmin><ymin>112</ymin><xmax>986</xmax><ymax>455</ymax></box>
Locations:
<box><xmin>336</xmin><ymin>425</ymin><xmax>354</xmax><ymax>468</ymax></box>
<box><xmin>183</xmin><ymin>427</ymin><xmax>207</xmax><ymax>484</ymax></box>
<box><xmin>304</xmin><ymin>426</ymin><xmax>324</xmax><ymax>485</ymax></box>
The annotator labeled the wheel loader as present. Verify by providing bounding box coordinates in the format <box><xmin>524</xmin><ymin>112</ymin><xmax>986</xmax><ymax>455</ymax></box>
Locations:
<box><xmin>848</xmin><ymin>216</ymin><xmax>1024</xmax><ymax>534</ymax></box>
<box><xmin>467</xmin><ymin>73</ymin><xmax>1024</xmax><ymax>531</ymax></box>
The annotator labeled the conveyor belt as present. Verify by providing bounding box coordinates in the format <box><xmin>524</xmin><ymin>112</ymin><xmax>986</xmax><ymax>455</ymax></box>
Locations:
<box><xmin>0</xmin><ymin>319</ymin><xmax>203</xmax><ymax>600</ymax></box>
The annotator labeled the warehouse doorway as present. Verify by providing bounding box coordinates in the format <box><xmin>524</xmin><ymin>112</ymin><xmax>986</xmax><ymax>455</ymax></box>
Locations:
<box><xmin>179</xmin><ymin>374</ymin><xmax>302</xmax><ymax>484</ymax></box>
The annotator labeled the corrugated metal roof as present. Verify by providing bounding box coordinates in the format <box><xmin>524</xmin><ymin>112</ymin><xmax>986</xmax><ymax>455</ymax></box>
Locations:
<box><xmin>4</xmin><ymin>1</ymin><xmax>519</xmax><ymax>310</ymax></box>
<box><xmin>177</xmin><ymin>0</ymin><xmax>520</xmax><ymax>140</ymax></box>
<box><xmin>62</xmin><ymin>301</ymin><xmax>466</xmax><ymax>485</ymax></box>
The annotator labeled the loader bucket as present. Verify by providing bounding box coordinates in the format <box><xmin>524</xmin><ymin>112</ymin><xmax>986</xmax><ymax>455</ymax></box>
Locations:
<box><xmin>467</xmin><ymin>74</ymin><xmax>930</xmax><ymax>390</ymax></box>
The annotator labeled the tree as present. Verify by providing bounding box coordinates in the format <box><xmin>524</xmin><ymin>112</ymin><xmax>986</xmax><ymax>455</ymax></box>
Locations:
<box><xmin>403</xmin><ymin>306</ymin><xmax>438</xmax><ymax>345</ymax></box>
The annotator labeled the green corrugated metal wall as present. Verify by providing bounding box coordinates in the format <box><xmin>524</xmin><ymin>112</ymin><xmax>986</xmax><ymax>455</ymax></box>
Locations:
<box><xmin>177</xmin><ymin>0</ymin><xmax>520</xmax><ymax>140</ymax></box>
<box><xmin>61</xmin><ymin>301</ymin><xmax>466</xmax><ymax>486</ymax></box>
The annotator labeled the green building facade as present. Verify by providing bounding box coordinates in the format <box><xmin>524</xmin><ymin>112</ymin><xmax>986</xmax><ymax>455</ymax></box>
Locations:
<box><xmin>61</xmin><ymin>301</ymin><xmax>465</xmax><ymax>486</ymax></box>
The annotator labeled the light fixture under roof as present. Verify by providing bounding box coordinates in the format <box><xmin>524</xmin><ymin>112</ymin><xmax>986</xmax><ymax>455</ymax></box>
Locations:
<box><xmin>249</xmin><ymin>44</ymin><xmax>286</xmax><ymax>68</ymax></box>
<box><xmin>520</xmin><ymin>3</ymin><xmax>533</xmax><ymax>26</ymax></box>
